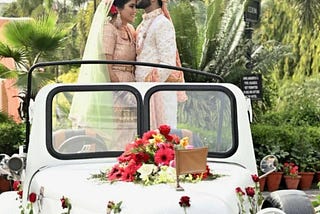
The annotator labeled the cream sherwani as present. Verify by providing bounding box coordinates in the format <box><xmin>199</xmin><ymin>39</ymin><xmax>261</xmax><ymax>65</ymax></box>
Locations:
<box><xmin>136</xmin><ymin>8</ymin><xmax>178</xmax><ymax>129</ymax></box>
<box><xmin>136</xmin><ymin>8</ymin><xmax>176</xmax><ymax>82</ymax></box>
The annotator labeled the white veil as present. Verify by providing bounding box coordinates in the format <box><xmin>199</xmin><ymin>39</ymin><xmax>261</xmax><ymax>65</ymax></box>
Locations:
<box><xmin>69</xmin><ymin>0</ymin><xmax>115</xmax><ymax>129</ymax></box>
<box><xmin>77</xmin><ymin>0</ymin><xmax>114</xmax><ymax>83</ymax></box>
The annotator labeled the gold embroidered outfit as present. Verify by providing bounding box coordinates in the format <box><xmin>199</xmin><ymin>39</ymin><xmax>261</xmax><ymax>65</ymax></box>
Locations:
<box><xmin>103</xmin><ymin>22</ymin><xmax>136</xmax><ymax>82</ymax></box>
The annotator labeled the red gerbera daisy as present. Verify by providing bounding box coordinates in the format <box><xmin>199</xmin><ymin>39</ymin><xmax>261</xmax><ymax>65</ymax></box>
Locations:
<box><xmin>108</xmin><ymin>164</ymin><xmax>124</xmax><ymax>181</ymax></box>
<box><xmin>154</xmin><ymin>147</ymin><xmax>174</xmax><ymax>166</ymax></box>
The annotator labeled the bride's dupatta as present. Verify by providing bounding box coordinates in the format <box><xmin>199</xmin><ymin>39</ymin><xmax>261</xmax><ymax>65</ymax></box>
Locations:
<box><xmin>69</xmin><ymin>1</ymin><xmax>114</xmax><ymax>139</ymax></box>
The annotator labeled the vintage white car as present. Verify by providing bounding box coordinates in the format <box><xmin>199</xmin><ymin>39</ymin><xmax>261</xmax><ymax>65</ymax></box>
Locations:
<box><xmin>0</xmin><ymin>61</ymin><xmax>315</xmax><ymax>213</ymax></box>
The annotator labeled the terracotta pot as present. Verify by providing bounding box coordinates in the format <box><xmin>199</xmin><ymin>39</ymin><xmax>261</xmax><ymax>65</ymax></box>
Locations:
<box><xmin>0</xmin><ymin>176</ymin><xmax>11</xmax><ymax>193</ymax></box>
<box><xmin>299</xmin><ymin>172</ymin><xmax>315</xmax><ymax>190</ymax></box>
<box><xmin>259</xmin><ymin>176</ymin><xmax>266</xmax><ymax>192</ymax></box>
<box><xmin>284</xmin><ymin>175</ymin><xmax>301</xmax><ymax>189</ymax></box>
<box><xmin>316</xmin><ymin>171</ymin><xmax>320</xmax><ymax>183</ymax></box>
<box><xmin>266</xmin><ymin>172</ymin><xmax>283</xmax><ymax>192</ymax></box>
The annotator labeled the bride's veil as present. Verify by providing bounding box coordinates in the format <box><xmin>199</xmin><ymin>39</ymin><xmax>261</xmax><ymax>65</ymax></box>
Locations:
<box><xmin>77</xmin><ymin>0</ymin><xmax>114</xmax><ymax>83</ymax></box>
<box><xmin>68</xmin><ymin>0</ymin><xmax>114</xmax><ymax>130</ymax></box>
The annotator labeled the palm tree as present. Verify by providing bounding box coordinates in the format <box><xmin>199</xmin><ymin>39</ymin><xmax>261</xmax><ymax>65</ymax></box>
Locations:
<box><xmin>170</xmin><ymin>0</ymin><xmax>291</xmax><ymax>84</ymax></box>
<box><xmin>170</xmin><ymin>0</ymin><xmax>248</xmax><ymax>82</ymax></box>
<box><xmin>288</xmin><ymin>0</ymin><xmax>320</xmax><ymax>29</ymax></box>
<box><xmin>0</xmin><ymin>12</ymin><xmax>70</xmax><ymax>96</ymax></box>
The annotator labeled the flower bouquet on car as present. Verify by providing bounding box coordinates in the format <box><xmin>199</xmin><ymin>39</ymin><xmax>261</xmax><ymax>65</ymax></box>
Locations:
<box><xmin>91</xmin><ymin>125</ymin><xmax>220</xmax><ymax>186</ymax></box>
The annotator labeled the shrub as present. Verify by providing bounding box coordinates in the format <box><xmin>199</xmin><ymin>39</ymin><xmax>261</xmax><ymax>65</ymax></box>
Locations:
<box><xmin>0</xmin><ymin>112</ymin><xmax>25</xmax><ymax>155</ymax></box>
<box><xmin>252</xmin><ymin>124</ymin><xmax>320</xmax><ymax>172</ymax></box>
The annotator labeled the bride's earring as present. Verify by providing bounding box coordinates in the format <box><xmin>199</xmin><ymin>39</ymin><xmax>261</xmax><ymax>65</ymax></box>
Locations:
<box><xmin>115</xmin><ymin>13</ymin><xmax>122</xmax><ymax>28</ymax></box>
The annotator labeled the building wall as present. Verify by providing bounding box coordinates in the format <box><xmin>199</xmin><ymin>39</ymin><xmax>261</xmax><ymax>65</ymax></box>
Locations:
<box><xmin>0</xmin><ymin>17</ymin><xmax>22</xmax><ymax>123</ymax></box>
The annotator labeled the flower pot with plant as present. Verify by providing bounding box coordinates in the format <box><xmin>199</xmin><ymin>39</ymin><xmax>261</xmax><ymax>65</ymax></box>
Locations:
<box><xmin>254</xmin><ymin>144</ymin><xmax>288</xmax><ymax>192</ymax></box>
<box><xmin>314</xmin><ymin>152</ymin><xmax>320</xmax><ymax>183</ymax></box>
<box><xmin>283</xmin><ymin>162</ymin><xmax>301</xmax><ymax>189</ymax></box>
<box><xmin>266</xmin><ymin>171</ymin><xmax>283</xmax><ymax>192</ymax></box>
<box><xmin>291</xmin><ymin>146</ymin><xmax>317</xmax><ymax>190</ymax></box>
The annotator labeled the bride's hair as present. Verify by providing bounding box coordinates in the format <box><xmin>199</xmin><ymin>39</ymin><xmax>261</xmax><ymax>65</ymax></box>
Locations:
<box><xmin>114</xmin><ymin>0</ymin><xmax>132</xmax><ymax>9</ymax></box>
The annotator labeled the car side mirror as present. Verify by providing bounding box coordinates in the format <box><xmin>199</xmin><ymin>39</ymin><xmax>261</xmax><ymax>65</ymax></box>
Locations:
<box><xmin>259</xmin><ymin>155</ymin><xmax>278</xmax><ymax>179</ymax></box>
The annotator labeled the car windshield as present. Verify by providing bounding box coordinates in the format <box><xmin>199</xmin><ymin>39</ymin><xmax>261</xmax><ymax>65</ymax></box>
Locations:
<box><xmin>49</xmin><ymin>84</ymin><xmax>236</xmax><ymax>158</ymax></box>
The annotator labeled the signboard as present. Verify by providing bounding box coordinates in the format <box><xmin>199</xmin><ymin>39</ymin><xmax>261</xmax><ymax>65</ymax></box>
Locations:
<box><xmin>244</xmin><ymin>0</ymin><xmax>260</xmax><ymax>24</ymax></box>
<box><xmin>241</xmin><ymin>74</ymin><xmax>262</xmax><ymax>100</ymax></box>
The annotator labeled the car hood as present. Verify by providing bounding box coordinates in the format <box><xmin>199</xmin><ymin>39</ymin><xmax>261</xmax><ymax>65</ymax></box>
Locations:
<box><xmin>27</xmin><ymin>162</ymin><xmax>253</xmax><ymax>213</ymax></box>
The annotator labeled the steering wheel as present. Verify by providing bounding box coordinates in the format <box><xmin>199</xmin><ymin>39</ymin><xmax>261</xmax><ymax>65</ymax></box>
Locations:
<box><xmin>58</xmin><ymin>135</ymin><xmax>107</xmax><ymax>153</ymax></box>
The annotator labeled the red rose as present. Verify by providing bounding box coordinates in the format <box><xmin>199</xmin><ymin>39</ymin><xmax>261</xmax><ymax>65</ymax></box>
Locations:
<box><xmin>245</xmin><ymin>186</ymin><xmax>255</xmax><ymax>197</ymax></box>
<box><xmin>12</xmin><ymin>181</ymin><xmax>21</xmax><ymax>191</ymax></box>
<box><xmin>179</xmin><ymin>196</ymin><xmax>191</xmax><ymax>207</ymax></box>
<box><xmin>17</xmin><ymin>190</ymin><xmax>23</xmax><ymax>199</ymax></box>
<box><xmin>251</xmin><ymin>174</ymin><xmax>259</xmax><ymax>183</ymax></box>
<box><xmin>110</xmin><ymin>5</ymin><xmax>118</xmax><ymax>15</ymax></box>
<box><xmin>60</xmin><ymin>196</ymin><xmax>67</xmax><ymax>209</ymax></box>
<box><xmin>235</xmin><ymin>187</ymin><xmax>245</xmax><ymax>195</ymax></box>
<box><xmin>158</xmin><ymin>124</ymin><xmax>171</xmax><ymax>136</ymax></box>
<box><xmin>28</xmin><ymin>192</ymin><xmax>37</xmax><ymax>203</ymax></box>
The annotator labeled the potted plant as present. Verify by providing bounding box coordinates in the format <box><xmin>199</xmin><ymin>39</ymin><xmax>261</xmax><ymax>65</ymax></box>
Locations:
<box><xmin>256</xmin><ymin>144</ymin><xmax>288</xmax><ymax>192</ymax></box>
<box><xmin>291</xmin><ymin>146</ymin><xmax>317</xmax><ymax>190</ymax></box>
<box><xmin>314</xmin><ymin>152</ymin><xmax>320</xmax><ymax>183</ymax></box>
<box><xmin>283</xmin><ymin>162</ymin><xmax>301</xmax><ymax>189</ymax></box>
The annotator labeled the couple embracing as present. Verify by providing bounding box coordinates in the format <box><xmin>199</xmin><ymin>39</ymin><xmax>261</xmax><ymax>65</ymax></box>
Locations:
<box><xmin>80</xmin><ymin>0</ymin><xmax>184</xmax><ymax>84</ymax></box>
<box><xmin>69</xmin><ymin>0</ymin><xmax>186</xmax><ymax>146</ymax></box>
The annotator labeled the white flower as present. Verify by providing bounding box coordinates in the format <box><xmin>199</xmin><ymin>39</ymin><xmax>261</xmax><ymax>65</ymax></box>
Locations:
<box><xmin>154</xmin><ymin>166</ymin><xmax>176</xmax><ymax>183</ymax></box>
<box><xmin>137</xmin><ymin>164</ymin><xmax>158</xmax><ymax>181</ymax></box>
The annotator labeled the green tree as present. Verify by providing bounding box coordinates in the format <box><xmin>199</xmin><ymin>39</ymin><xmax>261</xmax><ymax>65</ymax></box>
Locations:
<box><xmin>0</xmin><ymin>12</ymin><xmax>70</xmax><ymax>96</ymax></box>
<box><xmin>288</xmin><ymin>0</ymin><xmax>320</xmax><ymax>29</ymax></box>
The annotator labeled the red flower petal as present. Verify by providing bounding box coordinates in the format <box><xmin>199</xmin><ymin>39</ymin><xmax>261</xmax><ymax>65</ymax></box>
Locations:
<box><xmin>154</xmin><ymin>147</ymin><xmax>174</xmax><ymax>166</ymax></box>
<box><xmin>245</xmin><ymin>186</ymin><xmax>255</xmax><ymax>197</ymax></box>
<box><xmin>159</xmin><ymin>124</ymin><xmax>171</xmax><ymax>136</ymax></box>
<box><xmin>28</xmin><ymin>192</ymin><xmax>37</xmax><ymax>203</ymax></box>
<box><xmin>179</xmin><ymin>196</ymin><xmax>191</xmax><ymax>207</ymax></box>
<box><xmin>12</xmin><ymin>181</ymin><xmax>21</xmax><ymax>191</ymax></box>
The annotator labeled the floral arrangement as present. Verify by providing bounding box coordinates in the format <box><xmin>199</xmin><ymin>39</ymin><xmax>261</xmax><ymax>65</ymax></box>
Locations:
<box><xmin>283</xmin><ymin>162</ymin><xmax>299</xmax><ymax>178</ymax></box>
<box><xmin>235</xmin><ymin>174</ymin><xmax>264</xmax><ymax>214</ymax></box>
<box><xmin>92</xmin><ymin>125</ymin><xmax>218</xmax><ymax>185</ymax></box>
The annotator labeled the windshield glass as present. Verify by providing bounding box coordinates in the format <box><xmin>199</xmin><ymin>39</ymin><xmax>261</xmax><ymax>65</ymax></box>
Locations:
<box><xmin>50</xmin><ymin>85</ymin><xmax>235</xmax><ymax>157</ymax></box>
<box><xmin>146</xmin><ymin>86</ymin><xmax>235</xmax><ymax>154</ymax></box>
<box><xmin>51</xmin><ymin>88</ymin><xmax>138</xmax><ymax>154</ymax></box>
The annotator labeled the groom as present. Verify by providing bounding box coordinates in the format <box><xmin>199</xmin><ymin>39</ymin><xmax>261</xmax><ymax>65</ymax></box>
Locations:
<box><xmin>135</xmin><ymin>0</ymin><xmax>180</xmax><ymax>82</ymax></box>
<box><xmin>135</xmin><ymin>0</ymin><xmax>186</xmax><ymax>129</ymax></box>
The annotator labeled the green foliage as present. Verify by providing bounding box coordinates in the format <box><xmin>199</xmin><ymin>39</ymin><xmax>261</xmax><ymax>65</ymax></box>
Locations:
<box><xmin>312</xmin><ymin>182</ymin><xmax>320</xmax><ymax>207</ymax></box>
<box><xmin>252</xmin><ymin>124</ymin><xmax>320</xmax><ymax>172</ymax></box>
<box><xmin>0</xmin><ymin>12</ymin><xmax>70</xmax><ymax>95</ymax></box>
<box><xmin>0</xmin><ymin>111</ymin><xmax>12</xmax><ymax>123</ymax></box>
<box><xmin>170</xmin><ymin>0</ymin><xmax>200</xmax><ymax>69</ymax></box>
<box><xmin>256</xmin><ymin>0</ymin><xmax>320</xmax><ymax>80</ymax></box>
<box><xmin>0</xmin><ymin>112</ymin><xmax>25</xmax><ymax>156</ymax></box>
<box><xmin>273</xmin><ymin>77</ymin><xmax>320</xmax><ymax>126</ymax></box>
<box><xmin>57</xmin><ymin>67</ymin><xmax>79</xmax><ymax>83</ymax></box>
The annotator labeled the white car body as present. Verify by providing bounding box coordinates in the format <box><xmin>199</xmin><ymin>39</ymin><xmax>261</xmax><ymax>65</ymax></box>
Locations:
<box><xmin>0</xmin><ymin>61</ymin><xmax>314</xmax><ymax>214</ymax></box>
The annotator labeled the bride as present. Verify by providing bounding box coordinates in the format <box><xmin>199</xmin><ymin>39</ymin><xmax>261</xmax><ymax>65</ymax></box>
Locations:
<box><xmin>68</xmin><ymin>0</ymin><xmax>137</xmax><ymax>147</ymax></box>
